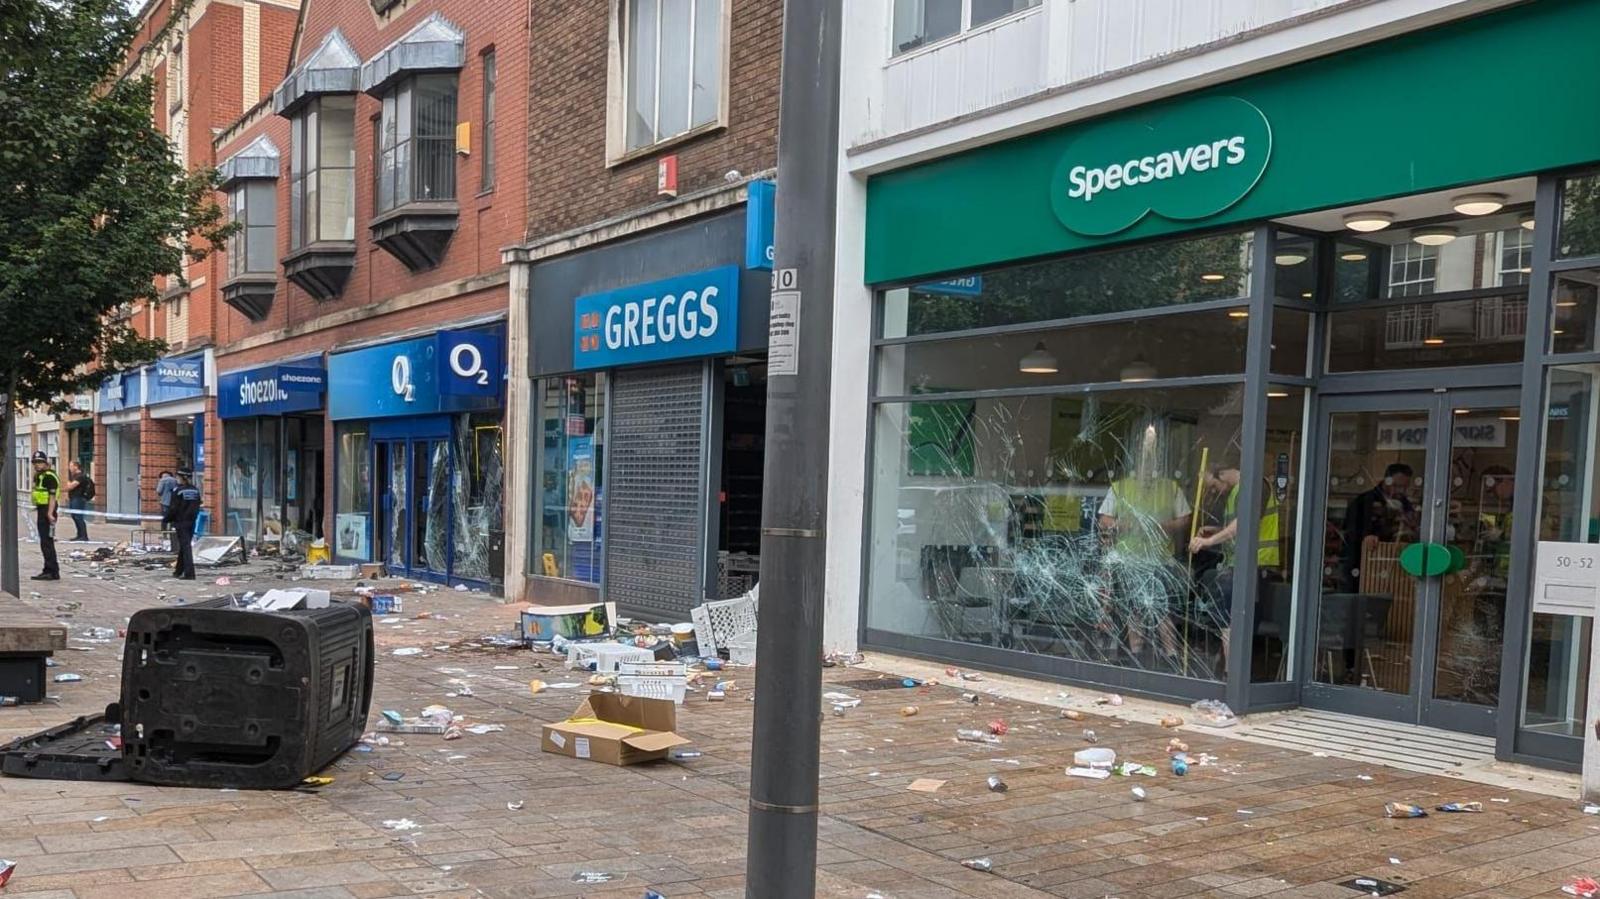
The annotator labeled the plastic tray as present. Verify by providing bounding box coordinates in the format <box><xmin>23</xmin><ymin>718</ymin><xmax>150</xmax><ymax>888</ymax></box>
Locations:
<box><xmin>1</xmin><ymin>704</ymin><xmax>130</xmax><ymax>782</ymax></box>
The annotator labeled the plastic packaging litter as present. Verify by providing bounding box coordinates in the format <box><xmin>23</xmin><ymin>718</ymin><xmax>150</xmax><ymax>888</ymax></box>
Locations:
<box><xmin>1060</xmin><ymin>708</ymin><xmax>1084</xmax><ymax>720</ymax></box>
<box><xmin>506</xmin><ymin>801</ymin><xmax>524</xmax><ymax>811</ymax></box>
<box><xmin>703</xmin><ymin>659</ymin><xmax>723</xmax><ymax>671</ymax></box>
<box><xmin>644</xmin><ymin>890</ymin><xmax>667</xmax><ymax>899</ymax></box>
<box><xmin>1384</xmin><ymin>802</ymin><xmax>1428</xmax><ymax>818</ymax></box>
<box><xmin>0</xmin><ymin>859</ymin><xmax>14</xmax><ymax>889</ymax></box>
<box><xmin>899</xmin><ymin>706</ymin><xmax>919</xmax><ymax>717</ymax></box>
<box><xmin>988</xmin><ymin>719</ymin><xmax>1008</xmax><ymax>736</ymax></box>
<box><xmin>1190</xmin><ymin>698</ymin><xmax>1238</xmax><ymax>727</ymax></box>
<box><xmin>1160</xmin><ymin>715</ymin><xmax>1184</xmax><ymax>728</ymax></box>
<box><xmin>52</xmin><ymin>673</ymin><xmax>83</xmax><ymax>683</ymax></box>
<box><xmin>1171</xmin><ymin>755</ymin><xmax>1189</xmax><ymax>776</ymax></box>
<box><xmin>960</xmin><ymin>858</ymin><xmax>993</xmax><ymax>873</ymax></box>
<box><xmin>442</xmin><ymin>726</ymin><xmax>463</xmax><ymax>740</ymax></box>
<box><xmin>901</xmin><ymin>678</ymin><xmax>919</xmax><ymax>688</ymax></box>
<box><xmin>1082</xmin><ymin>728</ymin><xmax>1098</xmax><ymax>743</ymax></box>
<box><xmin>1114</xmin><ymin>762</ymin><xmax>1157</xmax><ymax>777</ymax></box>
<box><xmin>1167</xmin><ymin>738</ymin><xmax>1189</xmax><ymax>754</ymax></box>
<box><xmin>1073</xmin><ymin>747</ymin><xmax>1115</xmax><ymax>769</ymax></box>
<box><xmin>1067</xmin><ymin>767</ymin><xmax>1110</xmax><ymax>780</ymax></box>
<box><xmin>1131</xmin><ymin>786</ymin><xmax>1147</xmax><ymax>802</ymax></box>
<box><xmin>986</xmin><ymin>775</ymin><xmax>1008</xmax><ymax>793</ymax></box>
<box><xmin>1435</xmin><ymin>801</ymin><xmax>1483</xmax><ymax>813</ymax></box>
<box><xmin>956</xmin><ymin>729</ymin><xmax>1001</xmax><ymax>744</ymax></box>
<box><xmin>1565</xmin><ymin>876</ymin><xmax>1600</xmax><ymax>898</ymax></box>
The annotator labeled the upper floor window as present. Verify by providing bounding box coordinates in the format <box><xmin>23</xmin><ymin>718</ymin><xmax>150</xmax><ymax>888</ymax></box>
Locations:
<box><xmin>376</xmin><ymin>74</ymin><xmax>458</xmax><ymax>212</ymax></box>
<box><xmin>228</xmin><ymin>181</ymin><xmax>277</xmax><ymax>279</ymax></box>
<box><xmin>480</xmin><ymin>52</ymin><xmax>497</xmax><ymax>191</ymax></box>
<box><xmin>892</xmin><ymin>0</ymin><xmax>1040</xmax><ymax>55</ymax></box>
<box><xmin>622</xmin><ymin>0</ymin><xmax>724</xmax><ymax>152</ymax></box>
<box><xmin>289</xmin><ymin>95</ymin><xmax>356</xmax><ymax>248</ymax></box>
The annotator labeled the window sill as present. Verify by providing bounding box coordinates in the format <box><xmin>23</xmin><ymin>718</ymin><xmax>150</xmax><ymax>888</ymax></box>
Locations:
<box><xmin>887</xmin><ymin>5</ymin><xmax>1043</xmax><ymax>66</ymax></box>
<box><xmin>606</xmin><ymin>120</ymin><xmax>726</xmax><ymax>169</ymax></box>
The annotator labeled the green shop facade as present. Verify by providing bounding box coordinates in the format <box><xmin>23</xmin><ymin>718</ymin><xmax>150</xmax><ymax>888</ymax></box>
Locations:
<box><xmin>856</xmin><ymin>0</ymin><xmax>1600</xmax><ymax>769</ymax></box>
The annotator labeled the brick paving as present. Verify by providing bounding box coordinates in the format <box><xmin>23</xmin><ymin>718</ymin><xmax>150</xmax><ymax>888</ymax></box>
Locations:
<box><xmin>2</xmin><ymin>519</ymin><xmax>1599</xmax><ymax>898</ymax></box>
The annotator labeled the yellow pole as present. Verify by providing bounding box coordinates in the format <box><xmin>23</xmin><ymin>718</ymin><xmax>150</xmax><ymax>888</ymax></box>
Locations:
<box><xmin>1186</xmin><ymin>447</ymin><xmax>1209</xmax><ymax>676</ymax></box>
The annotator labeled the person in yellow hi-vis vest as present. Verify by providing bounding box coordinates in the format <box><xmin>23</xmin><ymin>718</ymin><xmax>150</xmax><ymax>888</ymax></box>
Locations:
<box><xmin>1098</xmin><ymin>470</ymin><xmax>1192</xmax><ymax>664</ymax></box>
<box><xmin>1189</xmin><ymin>467</ymin><xmax>1280</xmax><ymax>674</ymax></box>
<box><xmin>30</xmin><ymin>451</ymin><xmax>61</xmax><ymax>580</ymax></box>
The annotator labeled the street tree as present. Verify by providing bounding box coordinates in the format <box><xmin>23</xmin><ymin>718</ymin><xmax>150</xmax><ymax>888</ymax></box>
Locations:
<box><xmin>0</xmin><ymin>0</ymin><xmax>229</xmax><ymax>415</ymax></box>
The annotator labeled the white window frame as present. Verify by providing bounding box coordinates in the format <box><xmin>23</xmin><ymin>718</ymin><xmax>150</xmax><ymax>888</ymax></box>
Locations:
<box><xmin>1387</xmin><ymin>242</ymin><xmax>1439</xmax><ymax>298</ymax></box>
<box><xmin>889</xmin><ymin>0</ymin><xmax>1042</xmax><ymax>60</ymax></box>
<box><xmin>605</xmin><ymin>0</ymin><xmax>731</xmax><ymax>166</ymax></box>
<box><xmin>1496</xmin><ymin>226</ymin><xmax>1535</xmax><ymax>287</ymax></box>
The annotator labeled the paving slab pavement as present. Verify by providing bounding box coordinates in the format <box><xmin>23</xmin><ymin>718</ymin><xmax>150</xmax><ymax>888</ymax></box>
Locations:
<box><xmin>2</xmin><ymin>517</ymin><xmax>1598</xmax><ymax>898</ymax></box>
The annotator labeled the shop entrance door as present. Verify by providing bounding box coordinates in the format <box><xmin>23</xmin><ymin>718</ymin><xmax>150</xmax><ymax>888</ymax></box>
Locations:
<box><xmin>1304</xmin><ymin>389</ymin><xmax>1521</xmax><ymax>735</ymax></box>
<box><xmin>374</xmin><ymin>436</ymin><xmax>451</xmax><ymax>580</ymax></box>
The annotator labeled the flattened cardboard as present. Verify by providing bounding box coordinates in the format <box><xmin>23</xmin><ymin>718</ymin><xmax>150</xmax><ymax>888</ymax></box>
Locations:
<box><xmin>541</xmin><ymin>693</ymin><xmax>689</xmax><ymax>766</ymax></box>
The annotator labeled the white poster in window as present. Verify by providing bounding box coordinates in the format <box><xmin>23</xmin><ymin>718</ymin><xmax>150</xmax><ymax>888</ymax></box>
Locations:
<box><xmin>336</xmin><ymin>512</ymin><xmax>369</xmax><ymax>560</ymax></box>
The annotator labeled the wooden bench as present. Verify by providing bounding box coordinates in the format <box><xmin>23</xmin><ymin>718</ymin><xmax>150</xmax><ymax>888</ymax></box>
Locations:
<box><xmin>0</xmin><ymin>594</ymin><xmax>69</xmax><ymax>702</ymax></box>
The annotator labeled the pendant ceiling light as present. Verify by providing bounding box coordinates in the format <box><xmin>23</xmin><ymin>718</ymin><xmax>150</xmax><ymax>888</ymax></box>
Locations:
<box><xmin>1451</xmin><ymin>192</ymin><xmax>1507</xmax><ymax>216</ymax></box>
<box><xmin>1344</xmin><ymin>211</ymin><xmax>1394</xmax><ymax>232</ymax></box>
<box><xmin>1119</xmin><ymin>358</ymin><xmax>1157</xmax><ymax>383</ymax></box>
<box><xmin>1018</xmin><ymin>341</ymin><xmax>1058</xmax><ymax>374</ymax></box>
<box><xmin>1520</xmin><ymin>215</ymin><xmax>1536</xmax><ymax>231</ymax></box>
<box><xmin>1274</xmin><ymin>251</ymin><xmax>1308</xmax><ymax>266</ymax></box>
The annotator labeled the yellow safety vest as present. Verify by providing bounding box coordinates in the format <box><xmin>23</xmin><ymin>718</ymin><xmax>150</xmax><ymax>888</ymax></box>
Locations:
<box><xmin>32</xmin><ymin>469</ymin><xmax>58</xmax><ymax>507</ymax></box>
<box><xmin>1224</xmin><ymin>483</ymin><xmax>1280</xmax><ymax>568</ymax></box>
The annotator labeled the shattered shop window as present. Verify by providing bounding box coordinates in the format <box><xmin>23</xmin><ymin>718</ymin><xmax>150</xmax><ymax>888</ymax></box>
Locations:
<box><xmin>866</xmin><ymin>385</ymin><xmax>1247</xmax><ymax>681</ymax></box>
<box><xmin>451</xmin><ymin>414</ymin><xmax>504</xmax><ymax>581</ymax></box>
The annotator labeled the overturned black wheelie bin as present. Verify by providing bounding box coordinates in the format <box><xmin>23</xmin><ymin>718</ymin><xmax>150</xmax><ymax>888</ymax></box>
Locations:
<box><xmin>2</xmin><ymin>597</ymin><xmax>373</xmax><ymax>790</ymax></box>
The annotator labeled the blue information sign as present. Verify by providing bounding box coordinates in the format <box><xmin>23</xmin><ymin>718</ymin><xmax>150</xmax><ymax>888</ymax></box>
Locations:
<box><xmin>915</xmin><ymin>275</ymin><xmax>984</xmax><ymax>297</ymax></box>
<box><xmin>573</xmin><ymin>266</ymin><xmax>740</xmax><ymax>371</ymax></box>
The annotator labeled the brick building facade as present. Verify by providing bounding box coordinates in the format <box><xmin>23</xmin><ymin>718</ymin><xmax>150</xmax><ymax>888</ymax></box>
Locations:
<box><xmin>503</xmin><ymin>0</ymin><xmax>784</xmax><ymax>607</ymax></box>
<box><xmin>90</xmin><ymin>0</ymin><xmax>298</xmax><ymax>534</ymax></box>
<box><xmin>209</xmin><ymin>0</ymin><xmax>529</xmax><ymax>583</ymax></box>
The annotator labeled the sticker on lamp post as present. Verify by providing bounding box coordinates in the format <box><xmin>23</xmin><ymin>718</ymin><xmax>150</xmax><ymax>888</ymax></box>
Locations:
<box><xmin>1049</xmin><ymin>96</ymin><xmax>1273</xmax><ymax>236</ymax></box>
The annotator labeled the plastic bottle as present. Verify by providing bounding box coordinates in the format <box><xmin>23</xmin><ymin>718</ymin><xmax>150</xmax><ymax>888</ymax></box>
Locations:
<box><xmin>1171</xmin><ymin>755</ymin><xmax>1188</xmax><ymax>776</ymax></box>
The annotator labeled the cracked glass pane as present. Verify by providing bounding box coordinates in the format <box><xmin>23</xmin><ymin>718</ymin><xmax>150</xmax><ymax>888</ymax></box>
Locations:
<box><xmin>387</xmin><ymin>445</ymin><xmax>406</xmax><ymax>570</ymax></box>
<box><xmin>422</xmin><ymin>440</ymin><xmax>449</xmax><ymax>573</ymax></box>
<box><xmin>868</xmin><ymin>385</ymin><xmax>1246</xmax><ymax>681</ymax></box>
<box><xmin>451</xmin><ymin>414</ymin><xmax>502</xmax><ymax>581</ymax></box>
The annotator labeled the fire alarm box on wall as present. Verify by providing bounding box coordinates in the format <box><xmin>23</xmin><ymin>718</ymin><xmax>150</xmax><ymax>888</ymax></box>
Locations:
<box><xmin>658</xmin><ymin>155</ymin><xmax>678</xmax><ymax>198</ymax></box>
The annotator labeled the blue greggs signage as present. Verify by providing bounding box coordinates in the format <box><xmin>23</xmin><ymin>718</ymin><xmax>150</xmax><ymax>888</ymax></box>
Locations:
<box><xmin>218</xmin><ymin>362</ymin><xmax>326</xmax><ymax>419</ymax></box>
<box><xmin>329</xmin><ymin>325</ymin><xmax>503</xmax><ymax>420</ymax></box>
<box><xmin>573</xmin><ymin>266</ymin><xmax>740</xmax><ymax>371</ymax></box>
<box><xmin>745</xmin><ymin>180</ymin><xmax>775</xmax><ymax>271</ymax></box>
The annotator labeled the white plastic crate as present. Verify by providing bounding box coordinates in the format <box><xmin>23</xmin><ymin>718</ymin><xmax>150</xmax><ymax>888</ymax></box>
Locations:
<box><xmin>565</xmin><ymin>641</ymin><xmax>656</xmax><ymax>673</ymax></box>
<box><xmin>691</xmin><ymin>586</ymin><xmax>760</xmax><ymax>656</ymax></box>
<box><xmin>618</xmin><ymin>660</ymin><xmax>689</xmax><ymax>704</ymax></box>
<box><xmin>726</xmin><ymin>632</ymin><xmax>757</xmax><ymax>667</ymax></box>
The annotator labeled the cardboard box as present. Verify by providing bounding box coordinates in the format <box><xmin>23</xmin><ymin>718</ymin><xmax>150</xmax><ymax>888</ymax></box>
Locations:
<box><xmin>541</xmin><ymin>694</ymin><xmax>690</xmax><ymax>766</ymax></box>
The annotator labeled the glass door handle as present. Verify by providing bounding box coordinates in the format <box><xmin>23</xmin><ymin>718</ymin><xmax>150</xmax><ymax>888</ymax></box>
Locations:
<box><xmin>1398</xmin><ymin>541</ymin><xmax>1464</xmax><ymax>577</ymax></box>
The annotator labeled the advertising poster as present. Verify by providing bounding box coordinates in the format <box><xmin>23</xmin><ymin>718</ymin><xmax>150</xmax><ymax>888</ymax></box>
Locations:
<box><xmin>336</xmin><ymin>512</ymin><xmax>369</xmax><ymax>560</ymax></box>
<box><xmin>567</xmin><ymin>436</ymin><xmax>595</xmax><ymax>543</ymax></box>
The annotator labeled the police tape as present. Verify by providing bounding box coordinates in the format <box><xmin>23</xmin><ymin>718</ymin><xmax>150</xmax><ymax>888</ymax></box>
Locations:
<box><xmin>52</xmin><ymin>508</ymin><xmax>169</xmax><ymax>522</ymax></box>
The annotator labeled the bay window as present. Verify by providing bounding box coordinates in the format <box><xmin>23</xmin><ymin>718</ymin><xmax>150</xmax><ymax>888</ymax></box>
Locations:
<box><xmin>289</xmin><ymin>95</ymin><xmax>356</xmax><ymax>248</ymax></box>
<box><xmin>375</xmin><ymin>74</ymin><xmax>458</xmax><ymax>212</ymax></box>
<box><xmin>227</xmin><ymin>181</ymin><xmax>277</xmax><ymax>280</ymax></box>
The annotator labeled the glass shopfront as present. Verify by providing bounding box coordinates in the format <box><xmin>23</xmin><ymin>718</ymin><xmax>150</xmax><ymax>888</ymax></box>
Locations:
<box><xmin>218</xmin><ymin>360</ymin><xmax>328</xmax><ymax>548</ymax></box>
<box><xmin>328</xmin><ymin>325</ymin><xmax>505</xmax><ymax>586</ymax></box>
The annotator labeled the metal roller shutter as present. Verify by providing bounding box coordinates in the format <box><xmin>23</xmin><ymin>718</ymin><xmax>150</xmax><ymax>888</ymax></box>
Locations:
<box><xmin>605</xmin><ymin>363</ymin><xmax>707</xmax><ymax>619</ymax></box>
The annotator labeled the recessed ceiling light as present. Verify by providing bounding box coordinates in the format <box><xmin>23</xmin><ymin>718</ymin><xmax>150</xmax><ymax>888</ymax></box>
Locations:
<box><xmin>1340</xmin><ymin>251</ymin><xmax>1368</xmax><ymax>262</ymax></box>
<box><xmin>1301</xmin><ymin>291</ymin><xmax>1313</xmax><ymax>299</ymax></box>
<box><xmin>1412</xmin><ymin>225</ymin><xmax>1460</xmax><ymax>246</ymax></box>
<box><xmin>1275</xmin><ymin>252</ymin><xmax>1308</xmax><ymax>266</ymax></box>
<box><xmin>1500</xmin><ymin>415</ymin><xmax>1521</xmax><ymax>421</ymax></box>
<box><xmin>1452</xmin><ymin>192</ymin><xmax>1507</xmax><ymax>216</ymax></box>
<box><xmin>1553</xmin><ymin>329</ymin><xmax>1567</xmax><ymax>335</ymax></box>
<box><xmin>1454</xmin><ymin>408</ymin><xmax>1469</xmax><ymax>415</ymax></box>
<box><xmin>1200</xmin><ymin>273</ymin><xmax>1227</xmax><ymax>282</ymax></box>
<box><xmin>1119</xmin><ymin>358</ymin><xmax>1157</xmax><ymax>383</ymax></box>
<box><xmin>1227</xmin><ymin>310</ymin><xmax>1249</xmax><ymax>319</ymax></box>
<box><xmin>1557</xmin><ymin>298</ymin><xmax>1579</xmax><ymax>307</ymax></box>
<box><xmin>1424</xmin><ymin>337</ymin><xmax>1446</xmax><ymax>345</ymax></box>
<box><xmin>1520</xmin><ymin>215</ymin><xmax>1536</xmax><ymax>231</ymax></box>
<box><xmin>1267</xmin><ymin>391</ymin><xmax>1290</xmax><ymax>399</ymax></box>
<box><xmin>1344</xmin><ymin>211</ymin><xmax>1394</xmax><ymax>232</ymax></box>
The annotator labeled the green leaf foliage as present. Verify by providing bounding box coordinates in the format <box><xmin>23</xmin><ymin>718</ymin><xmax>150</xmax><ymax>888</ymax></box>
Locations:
<box><xmin>0</xmin><ymin>0</ymin><xmax>231</xmax><ymax>411</ymax></box>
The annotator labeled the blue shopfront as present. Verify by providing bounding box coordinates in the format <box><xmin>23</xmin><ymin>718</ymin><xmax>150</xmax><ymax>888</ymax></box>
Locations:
<box><xmin>96</xmin><ymin>351</ymin><xmax>210</xmax><ymax>521</ymax></box>
<box><xmin>526</xmin><ymin>202</ymin><xmax>773</xmax><ymax>618</ymax></box>
<box><xmin>217</xmin><ymin>358</ymin><xmax>328</xmax><ymax>547</ymax></box>
<box><xmin>328</xmin><ymin>324</ymin><xmax>506</xmax><ymax>586</ymax></box>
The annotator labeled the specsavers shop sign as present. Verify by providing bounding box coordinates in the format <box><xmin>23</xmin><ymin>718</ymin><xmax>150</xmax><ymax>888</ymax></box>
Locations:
<box><xmin>1050</xmin><ymin>96</ymin><xmax>1272</xmax><ymax>236</ymax></box>
<box><xmin>572</xmin><ymin>265</ymin><xmax>740</xmax><ymax>370</ymax></box>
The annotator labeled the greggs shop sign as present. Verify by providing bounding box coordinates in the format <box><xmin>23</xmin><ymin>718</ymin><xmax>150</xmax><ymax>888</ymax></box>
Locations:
<box><xmin>572</xmin><ymin>265</ymin><xmax>740</xmax><ymax>370</ymax></box>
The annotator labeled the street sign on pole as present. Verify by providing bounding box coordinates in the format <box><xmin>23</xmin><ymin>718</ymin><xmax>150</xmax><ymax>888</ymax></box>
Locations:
<box><xmin>744</xmin><ymin>1</ymin><xmax>842</xmax><ymax>896</ymax></box>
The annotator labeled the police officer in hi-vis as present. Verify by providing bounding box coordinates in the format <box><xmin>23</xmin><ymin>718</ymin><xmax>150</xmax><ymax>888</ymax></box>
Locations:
<box><xmin>30</xmin><ymin>451</ymin><xmax>60</xmax><ymax>580</ymax></box>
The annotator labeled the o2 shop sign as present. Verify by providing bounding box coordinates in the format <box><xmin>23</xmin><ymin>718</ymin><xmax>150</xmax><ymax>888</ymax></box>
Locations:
<box><xmin>573</xmin><ymin>265</ymin><xmax>740</xmax><ymax>370</ymax></box>
<box><xmin>390</xmin><ymin>339</ymin><xmax>493</xmax><ymax>403</ymax></box>
<box><xmin>1050</xmin><ymin>96</ymin><xmax>1272</xmax><ymax>236</ymax></box>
